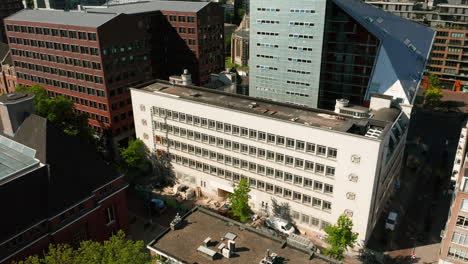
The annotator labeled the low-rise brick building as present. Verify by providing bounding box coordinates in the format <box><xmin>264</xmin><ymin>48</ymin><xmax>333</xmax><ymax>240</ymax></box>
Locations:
<box><xmin>0</xmin><ymin>92</ymin><xmax>129</xmax><ymax>264</ymax></box>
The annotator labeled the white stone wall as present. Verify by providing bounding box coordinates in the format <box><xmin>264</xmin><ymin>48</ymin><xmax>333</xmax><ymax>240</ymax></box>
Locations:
<box><xmin>131</xmin><ymin>88</ymin><xmax>394</xmax><ymax>242</ymax></box>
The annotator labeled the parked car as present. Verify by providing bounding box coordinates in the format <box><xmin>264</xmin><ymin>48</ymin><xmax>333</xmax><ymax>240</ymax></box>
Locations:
<box><xmin>265</xmin><ymin>216</ymin><xmax>295</xmax><ymax>235</ymax></box>
<box><xmin>385</xmin><ymin>212</ymin><xmax>398</xmax><ymax>231</ymax></box>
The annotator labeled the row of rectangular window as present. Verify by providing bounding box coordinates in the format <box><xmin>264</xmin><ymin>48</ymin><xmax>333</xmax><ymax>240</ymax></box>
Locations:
<box><xmin>289</xmin><ymin>34</ymin><xmax>314</xmax><ymax>39</ymax></box>
<box><xmin>166</xmin><ymin>15</ymin><xmax>195</xmax><ymax>23</ymax></box>
<box><xmin>292</xmin><ymin>211</ymin><xmax>330</xmax><ymax>230</ymax></box>
<box><xmin>9</xmin><ymin>37</ymin><xmax>99</xmax><ymax>56</ymax></box>
<box><xmin>257</xmin><ymin>54</ymin><xmax>279</xmax><ymax>59</ymax></box>
<box><xmin>16</xmin><ymin>71</ymin><xmax>106</xmax><ymax>98</ymax></box>
<box><xmin>286</xmin><ymin>80</ymin><xmax>311</xmax><ymax>87</ymax></box>
<box><xmin>257</xmin><ymin>19</ymin><xmax>280</xmax><ymax>24</ymax></box>
<box><xmin>152</xmin><ymin>107</ymin><xmax>338</xmax><ymax>159</ymax></box>
<box><xmin>153</xmin><ymin>123</ymin><xmax>336</xmax><ymax>178</ymax></box>
<box><xmin>257</xmin><ymin>32</ymin><xmax>279</xmax><ymax>36</ymax></box>
<box><xmin>290</xmin><ymin>9</ymin><xmax>316</xmax><ymax>13</ymax></box>
<box><xmin>452</xmin><ymin>232</ymin><xmax>468</xmax><ymax>246</ymax></box>
<box><xmin>287</xmin><ymin>69</ymin><xmax>311</xmax><ymax>75</ymax></box>
<box><xmin>257</xmin><ymin>8</ymin><xmax>280</xmax><ymax>12</ymax></box>
<box><xmin>102</xmin><ymin>40</ymin><xmax>145</xmax><ymax>56</ymax></box>
<box><xmin>289</xmin><ymin>46</ymin><xmax>313</xmax><ymax>51</ymax></box>
<box><xmin>169</xmin><ymin>152</ymin><xmax>332</xmax><ymax>212</ymax></box>
<box><xmin>448</xmin><ymin>247</ymin><xmax>468</xmax><ymax>262</ymax></box>
<box><xmin>51</xmin><ymin>91</ymin><xmax>109</xmax><ymax>124</ymax></box>
<box><xmin>289</xmin><ymin>21</ymin><xmax>314</xmax><ymax>27</ymax></box>
<box><xmin>15</xmin><ymin>59</ymin><xmax>103</xmax><ymax>84</ymax></box>
<box><xmin>286</xmin><ymin>91</ymin><xmax>310</xmax><ymax>97</ymax></box>
<box><xmin>257</xmin><ymin>65</ymin><xmax>278</xmax><ymax>71</ymax></box>
<box><xmin>12</xmin><ymin>48</ymin><xmax>101</xmax><ymax>70</ymax></box>
<box><xmin>6</xmin><ymin>24</ymin><xmax>97</xmax><ymax>41</ymax></box>
<box><xmin>256</xmin><ymin>42</ymin><xmax>279</xmax><ymax>48</ymax></box>
<box><xmin>162</xmin><ymin>137</ymin><xmax>335</xmax><ymax>195</ymax></box>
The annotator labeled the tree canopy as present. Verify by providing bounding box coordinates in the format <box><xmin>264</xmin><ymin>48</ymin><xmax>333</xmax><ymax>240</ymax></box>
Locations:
<box><xmin>424</xmin><ymin>87</ymin><xmax>443</xmax><ymax>109</ymax></box>
<box><xmin>119</xmin><ymin>139</ymin><xmax>149</xmax><ymax>173</ymax></box>
<box><xmin>323</xmin><ymin>214</ymin><xmax>358</xmax><ymax>260</ymax></box>
<box><xmin>428</xmin><ymin>73</ymin><xmax>440</xmax><ymax>89</ymax></box>
<box><xmin>15</xmin><ymin>85</ymin><xmax>92</xmax><ymax>138</ymax></box>
<box><xmin>12</xmin><ymin>231</ymin><xmax>152</xmax><ymax>264</ymax></box>
<box><xmin>228</xmin><ymin>179</ymin><xmax>251</xmax><ymax>222</ymax></box>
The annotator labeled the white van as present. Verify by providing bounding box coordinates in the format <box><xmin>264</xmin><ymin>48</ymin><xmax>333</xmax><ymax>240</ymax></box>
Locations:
<box><xmin>265</xmin><ymin>216</ymin><xmax>295</xmax><ymax>235</ymax></box>
<box><xmin>385</xmin><ymin>212</ymin><xmax>398</xmax><ymax>231</ymax></box>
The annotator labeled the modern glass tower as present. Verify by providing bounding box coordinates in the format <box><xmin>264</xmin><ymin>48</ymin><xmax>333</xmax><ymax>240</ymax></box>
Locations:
<box><xmin>250</xmin><ymin>0</ymin><xmax>327</xmax><ymax>108</ymax></box>
<box><xmin>249</xmin><ymin>0</ymin><xmax>435</xmax><ymax>110</ymax></box>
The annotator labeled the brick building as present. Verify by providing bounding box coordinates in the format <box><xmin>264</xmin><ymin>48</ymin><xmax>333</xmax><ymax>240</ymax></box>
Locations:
<box><xmin>0</xmin><ymin>92</ymin><xmax>129</xmax><ymax>264</ymax></box>
<box><xmin>0</xmin><ymin>0</ymin><xmax>22</xmax><ymax>43</ymax></box>
<box><xmin>4</xmin><ymin>1</ymin><xmax>224</xmax><ymax>147</ymax></box>
<box><xmin>439</xmin><ymin>121</ymin><xmax>468</xmax><ymax>263</ymax></box>
<box><xmin>0</xmin><ymin>42</ymin><xmax>18</xmax><ymax>94</ymax></box>
<box><xmin>85</xmin><ymin>1</ymin><xmax>224</xmax><ymax>85</ymax></box>
<box><xmin>4</xmin><ymin>10</ymin><xmax>152</xmax><ymax>146</ymax></box>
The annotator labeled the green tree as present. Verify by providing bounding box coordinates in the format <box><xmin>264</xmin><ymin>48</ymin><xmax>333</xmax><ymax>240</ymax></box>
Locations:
<box><xmin>13</xmin><ymin>231</ymin><xmax>152</xmax><ymax>264</ymax></box>
<box><xmin>119</xmin><ymin>139</ymin><xmax>149</xmax><ymax>173</ymax></box>
<box><xmin>323</xmin><ymin>214</ymin><xmax>358</xmax><ymax>260</ymax></box>
<box><xmin>428</xmin><ymin>73</ymin><xmax>440</xmax><ymax>89</ymax></box>
<box><xmin>228</xmin><ymin>178</ymin><xmax>251</xmax><ymax>222</ymax></box>
<box><xmin>424</xmin><ymin>87</ymin><xmax>443</xmax><ymax>108</ymax></box>
<box><xmin>15</xmin><ymin>85</ymin><xmax>92</xmax><ymax>138</ymax></box>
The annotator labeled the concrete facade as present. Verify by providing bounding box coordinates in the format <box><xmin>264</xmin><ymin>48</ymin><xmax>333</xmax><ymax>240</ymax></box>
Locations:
<box><xmin>131</xmin><ymin>80</ymin><xmax>409</xmax><ymax>244</ymax></box>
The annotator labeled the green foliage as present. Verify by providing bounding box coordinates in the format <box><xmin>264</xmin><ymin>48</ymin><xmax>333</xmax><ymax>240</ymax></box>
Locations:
<box><xmin>228</xmin><ymin>179</ymin><xmax>251</xmax><ymax>222</ymax></box>
<box><xmin>428</xmin><ymin>73</ymin><xmax>440</xmax><ymax>89</ymax></box>
<box><xmin>225</xmin><ymin>56</ymin><xmax>238</xmax><ymax>69</ymax></box>
<box><xmin>13</xmin><ymin>231</ymin><xmax>152</xmax><ymax>264</ymax></box>
<box><xmin>119</xmin><ymin>139</ymin><xmax>149</xmax><ymax>172</ymax></box>
<box><xmin>15</xmin><ymin>85</ymin><xmax>92</xmax><ymax>138</ymax></box>
<box><xmin>424</xmin><ymin>87</ymin><xmax>443</xmax><ymax>109</ymax></box>
<box><xmin>323</xmin><ymin>214</ymin><xmax>358</xmax><ymax>260</ymax></box>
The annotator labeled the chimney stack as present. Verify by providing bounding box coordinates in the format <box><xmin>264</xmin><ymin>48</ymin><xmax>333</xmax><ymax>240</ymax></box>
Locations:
<box><xmin>228</xmin><ymin>240</ymin><xmax>236</xmax><ymax>253</ymax></box>
<box><xmin>0</xmin><ymin>92</ymin><xmax>35</xmax><ymax>136</ymax></box>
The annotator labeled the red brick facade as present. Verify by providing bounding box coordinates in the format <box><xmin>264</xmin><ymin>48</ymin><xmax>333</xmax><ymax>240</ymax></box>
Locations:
<box><xmin>4</xmin><ymin>4</ymin><xmax>224</xmax><ymax>145</ymax></box>
<box><xmin>0</xmin><ymin>178</ymin><xmax>129</xmax><ymax>264</ymax></box>
<box><xmin>0</xmin><ymin>60</ymin><xmax>17</xmax><ymax>94</ymax></box>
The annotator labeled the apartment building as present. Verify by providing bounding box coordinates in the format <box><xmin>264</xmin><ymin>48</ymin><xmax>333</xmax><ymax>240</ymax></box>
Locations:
<box><xmin>249</xmin><ymin>0</ymin><xmax>434</xmax><ymax>110</ymax></box>
<box><xmin>85</xmin><ymin>1</ymin><xmax>224</xmax><ymax>85</ymax></box>
<box><xmin>366</xmin><ymin>0</ymin><xmax>468</xmax><ymax>90</ymax></box>
<box><xmin>439</xmin><ymin>122</ymin><xmax>468</xmax><ymax>263</ymax></box>
<box><xmin>0</xmin><ymin>0</ymin><xmax>22</xmax><ymax>43</ymax></box>
<box><xmin>131</xmin><ymin>80</ymin><xmax>409</xmax><ymax>243</ymax></box>
<box><xmin>0</xmin><ymin>92</ymin><xmax>128</xmax><ymax>263</ymax></box>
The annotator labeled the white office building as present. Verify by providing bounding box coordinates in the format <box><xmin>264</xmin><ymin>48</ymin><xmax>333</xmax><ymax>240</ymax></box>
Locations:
<box><xmin>131</xmin><ymin>80</ymin><xmax>409</xmax><ymax>243</ymax></box>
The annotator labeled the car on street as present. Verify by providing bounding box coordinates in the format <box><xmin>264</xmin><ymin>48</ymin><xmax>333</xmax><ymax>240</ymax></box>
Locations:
<box><xmin>385</xmin><ymin>211</ymin><xmax>398</xmax><ymax>231</ymax></box>
<box><xmin>265</xmin><ymin>216</ymin><xmax>295</xmax><ymax>235</ymax></box>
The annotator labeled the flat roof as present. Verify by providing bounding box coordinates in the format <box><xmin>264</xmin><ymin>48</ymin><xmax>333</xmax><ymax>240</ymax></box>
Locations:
<box><xmin>5</xmin><ymin>9</ymin><xmax>119</xmax><ymax>28</ymax></box>
<box><xmin>148</xmin><ymin>207</ymin><xmax>330</xmax><ymax>264</ymax></box>
<box><xmin>0</xmin><ymin>92</ymin><xmax>34</xmax><ymax>104</ymax></box>
<box><xmin>0</xmin><ymin>135</ymin><xmax>39</xmax><ymax>183</ymax></box>
<box><xmin>86</xmin><ymin>0</ymin><xmax>210</xmax><ymax>14</ymax></box>
<box><xmin>133</xmin><ymin>80</ymin><xmax>392</xmax><ymax>139</ymax></box>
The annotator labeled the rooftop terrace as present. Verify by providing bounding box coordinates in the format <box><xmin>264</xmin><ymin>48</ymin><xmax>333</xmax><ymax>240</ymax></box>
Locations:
<box><xmin>134</xmin><ymin>80</ymin><xmax>395</xmax><ymax>139</ymax></box>
<box><xmin>0</xmin><ymin>135</ymin><xmax>40</xmax><ymax>183</ymax></box>
<box><xmin>148</xmin><ymin>207</ymin><xmax>331</xmax><ymax>264</ymax></box>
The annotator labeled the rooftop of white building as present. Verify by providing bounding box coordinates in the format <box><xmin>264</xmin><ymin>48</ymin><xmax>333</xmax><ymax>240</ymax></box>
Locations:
<box><xmin>133</xmin><ymin>80</ymin><xmax>401</xmax><ymax>140</ymax></box>
<box><xmin>147</xmin><ymin>207</ymin><xmax>332</xmax><ymax>264</ymax></box>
